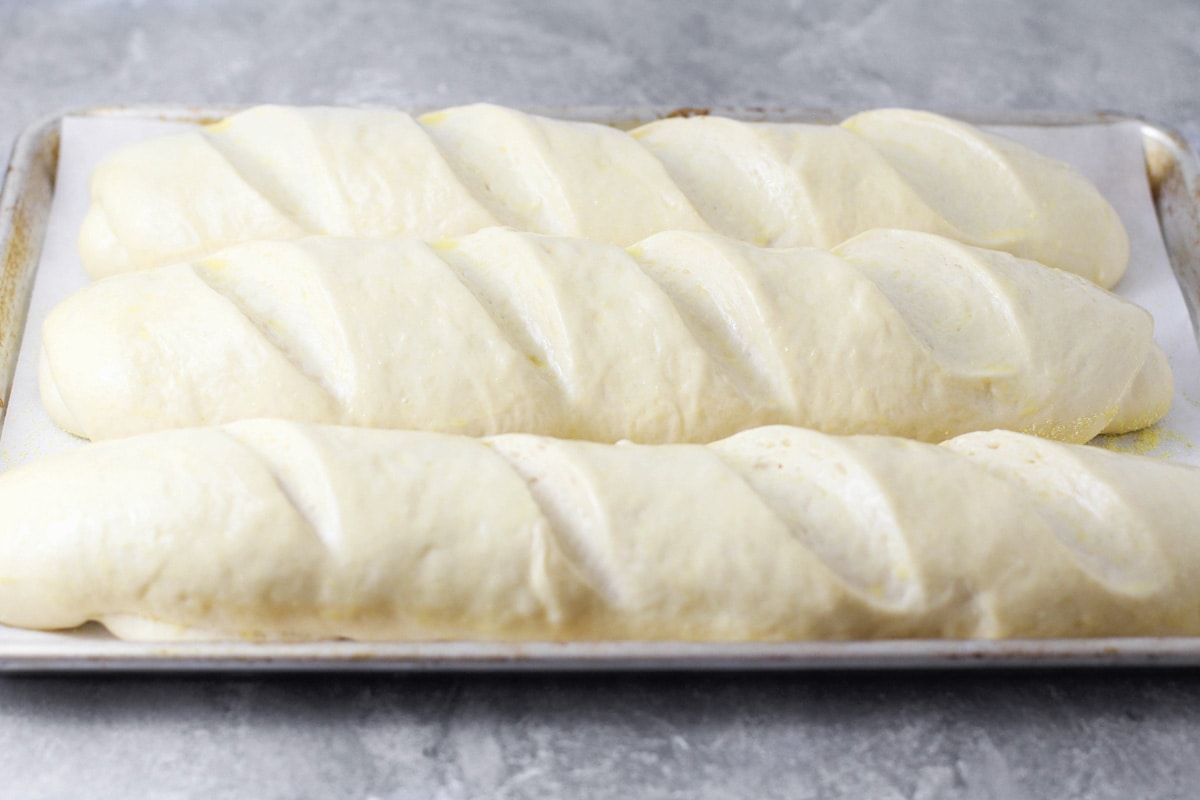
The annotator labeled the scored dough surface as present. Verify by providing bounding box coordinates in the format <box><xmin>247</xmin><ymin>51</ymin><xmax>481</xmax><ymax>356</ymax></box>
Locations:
<box><xmin>79</xmin><ymin>104</ymin><xmax>1129</xmax><ymax>287</ymax></box>
<box><xmin>0</xmin><ymin>422</ymin><xmax>1196</xmax><ymax>642</ymax></box>
<box><xmin>42</xmin><ymin>228</ymin><xmax>1171</xmax><ymax>444</ymax></box>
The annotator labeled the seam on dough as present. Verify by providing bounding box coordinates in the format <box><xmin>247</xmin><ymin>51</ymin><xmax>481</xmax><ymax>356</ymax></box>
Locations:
<box><xmin>188</xmin><ymin>265</ymin><xmax>344</xmax><ymax>409</ymax></box>
<box><xmin>427</xmin><ymin>133</ymin><xmax>538</xmax><ymax>232</ymax></box>
<box><xmin>433</xmin><ymin>245</ymin><xmax>571</xmax><ymax>395</ymax></box>
<box><xmin>218</xmin><ymin>428</ymin><xmax>339</xmax><ymax>556</ymax></box>
<box><xmin>485</xmin><ymin>439</ymin><xmax>621</xmax><ymax>609</ymax></box>
<box><xmin>128</xmin><ymin>557</ymin><xmax>171</xmax><ymax>605</ymax></box>
<box><xmin>962</xmin><ymin>444</ymin><xmax>1167</xmax><ymax>596</ymax></box>
<box><xmin>420</xmin><ymin>110</ymin><xmax>577</xmax><ymax>235</ymax></box>
<box><xmin>712</xmin><ymin>445</ymin><xmax>922</xmax><ymax>611</ymax></box>
<box><xmin>199</xmin><ymin>135</ymin><xmax>315</xmax><ymax>233</ymax></box>
<box><xmin>848</xmin><ymin>115</ymin><xmax>1032</xmax><ymax>246</ymax></box>
<box><xmin>630</xmin><ymin>244</ymin><xmax>793</xmax><ymax>408</ymax></box>
<box><xmin>415</xmin><ymin>120</ymin><xmax>526</xmax><ymax>231</ymax></box>
<box><xmin>311</xmin><ymin>128</ymin><xmax>356</xmax><ymax>235</ymax></box>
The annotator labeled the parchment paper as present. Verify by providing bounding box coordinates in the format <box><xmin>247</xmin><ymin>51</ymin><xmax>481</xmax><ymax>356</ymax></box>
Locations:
<box><xmin>2</xmin><ymin>116</ymin><xmax>1197</xmax><ymax>470</ymax></box>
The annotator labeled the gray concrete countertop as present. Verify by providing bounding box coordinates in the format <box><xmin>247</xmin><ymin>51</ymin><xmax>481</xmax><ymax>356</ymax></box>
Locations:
<box><xmin>2</xmin><ymin>0</ymin><xmax>1200</xmax><ymax>797</ymax></box>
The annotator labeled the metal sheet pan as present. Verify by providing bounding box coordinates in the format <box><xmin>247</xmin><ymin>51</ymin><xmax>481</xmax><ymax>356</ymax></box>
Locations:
<box><xmin>2</xmin><ymin>105</ymin><xmax>1199</xmax><ymax>672</ymax></box>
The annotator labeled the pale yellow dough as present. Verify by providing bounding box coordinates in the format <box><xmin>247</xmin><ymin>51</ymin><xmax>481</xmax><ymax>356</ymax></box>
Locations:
<box><xmin>0</xmin><ymin>422</ymin><xmax>1197</xmax><ymax>641</ymax></box>
<box><xmin>79</xmin><ymin>104</ymin><xmax>1128</xmax><ymax>286</ymax></box>
<box><xmin>41</xmin><ymin>228</ymin><xmax>1171</xmax><ymax>444</ymax></box>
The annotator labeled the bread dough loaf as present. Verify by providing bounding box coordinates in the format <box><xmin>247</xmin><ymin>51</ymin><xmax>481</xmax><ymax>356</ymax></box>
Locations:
<box><xmin>79</xmin><ymin>104</ymin><xmax>1128</xmax><ymax>286</ymax></box>
<box><xmin>633</xmin><ymin>109</ymin><xmax>1130</xmax><ymax>287</ymax></box>
<box><xmin>0</xmin><ymin>421</ymin><xmax>1197</xmax><ymax>641</ymax></box>
<box><xmin>42</xmin><ymin>228</ymin><xmax>1171</xmax><ymax>443</ymax></box>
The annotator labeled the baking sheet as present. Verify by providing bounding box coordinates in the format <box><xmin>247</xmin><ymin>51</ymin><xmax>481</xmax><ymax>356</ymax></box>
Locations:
<box><xmin>0</xmin><ymin>107</ymin><xmax>1198</xmax><ymax>670</ymax></box>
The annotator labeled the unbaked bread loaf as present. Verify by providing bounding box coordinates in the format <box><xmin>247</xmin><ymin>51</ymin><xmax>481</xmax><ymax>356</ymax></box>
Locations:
<box><xmin>79</xmin><ymin>104</ymin><xmax>1128</xmax><ymax>286</ymax></box>
<box><xmin>633</xmin><ymin>109</ymin><xmax>1130</xmax><ymax>287</ymax></box>
<box><xmin>0</xmin><ymin>421</ymin><xmax>1197</xmax><ymax>641</ymax></box>
<box><xmin>41</xmin><ymin>228</ymin><xmax>1171</xmax><ymax>443</ymax></box>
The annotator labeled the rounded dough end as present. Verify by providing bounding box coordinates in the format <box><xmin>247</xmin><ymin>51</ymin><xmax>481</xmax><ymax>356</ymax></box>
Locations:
<box><xmin>78</xmin><ymin>203</ymin><xmax>132</xmax><ymax>280</ymax></box>
<box><xmin>1092</xmin><ymin>211</ymin><xmax>1131</xmax><ymax>290</ymax></box>
<box><xmin>37</xmin><ymin>347</ymin><xmax>86</xmax><ymax>439</ymax></box>
<box><xmin>840</xmin><ymin>109</ymin><xmax>1130</xmax><ymax>289</ymax></box>
<box><xmin>1103</xmin><ymin>343</ymin><xmax>1174</xmax><ymax>435</ymax></box>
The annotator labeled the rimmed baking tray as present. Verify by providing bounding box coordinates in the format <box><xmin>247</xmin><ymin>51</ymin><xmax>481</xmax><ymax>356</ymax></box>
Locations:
<box><xmin>1</xmin><ymin>105</ymin><xmax>1199</xmax><ymax>672</ymax></box>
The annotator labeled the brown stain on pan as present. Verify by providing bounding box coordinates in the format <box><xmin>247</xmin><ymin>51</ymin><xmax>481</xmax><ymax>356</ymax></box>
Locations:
<box><xmin>663</xmin><ymin>107</ymin><xmax>711</xmax><ymax>119</ymax></box>
<box><xmin>0</xmin><ymin>123</ymin><xmax>58</xmax><ymax>414</ymax></box>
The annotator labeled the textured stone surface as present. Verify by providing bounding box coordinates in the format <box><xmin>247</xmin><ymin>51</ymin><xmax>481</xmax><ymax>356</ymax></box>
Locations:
<box><xmin>3</xmin><ymin>0</ymin><xmax>1200</xmax><ymax>153</ymax></box>
<box><xmin>1</xmin><ymin>670</ymin><xmax>1200</xmax><ymax>799</ymax></box>
<box><xmin>3</xmin><ymin>0</ymin><xmax>1200</xmax><ymax>797</ymax></box>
